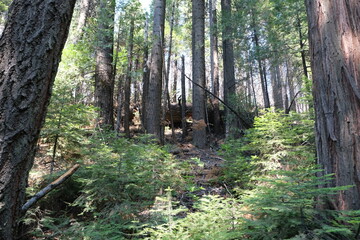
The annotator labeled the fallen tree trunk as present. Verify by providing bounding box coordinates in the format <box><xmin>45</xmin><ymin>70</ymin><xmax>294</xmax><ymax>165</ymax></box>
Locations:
<box><xmin>21</xmin><ymin>164</ymin><xmax>80</xmax><ymax>213</ymax></box>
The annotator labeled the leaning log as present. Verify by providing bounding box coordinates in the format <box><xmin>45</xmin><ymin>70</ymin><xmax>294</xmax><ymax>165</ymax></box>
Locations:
<box><xmin>21</xmin><ymin>164</ymin><xmax>80</xmax><ymax>213</ymax></box>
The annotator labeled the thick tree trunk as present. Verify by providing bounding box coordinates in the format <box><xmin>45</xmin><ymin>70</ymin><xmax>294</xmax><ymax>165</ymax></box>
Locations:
<box><xmin>222</xmin><ymin>0</ymin><xmax>239</xmax><ymax>136</ymax></box>
<box><xmin>192</xmin><ymin>0</ymin><xmax>207</xmax><ymax>148</ymax></box>
<box><xmin>0</xmin><ymin>0</ymin><xmax>76</xmax><ymax>238</ymax></box>
<box><xmin>210</xmin><ymin>0</ymin><xmax>221</xmax><ymax>135</ymax></box>
<box><xmin>306</xmin><ymin>0</ymin><xmax>360</xmax><ymax>210</ymax></box>
<box><xmin>145</xmin><ymin>0</ymin><xmax>165</xmax><ymax>140</ymax></box>
<box><xmin>94</xmin><ymin>0</ymin><xmax>115</xmax><ymax>130</ymax></box>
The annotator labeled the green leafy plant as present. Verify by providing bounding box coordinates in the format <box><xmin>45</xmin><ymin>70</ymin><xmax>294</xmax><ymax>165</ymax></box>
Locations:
<box><xmin>143</xmin><ymin>195</ymin><xmax>242</xmax><ymax>240</ymax></box>
<box><xmin>34</xmin><ymin>131</ymin><xmax>191</xmax><ymax>239</ymax></box>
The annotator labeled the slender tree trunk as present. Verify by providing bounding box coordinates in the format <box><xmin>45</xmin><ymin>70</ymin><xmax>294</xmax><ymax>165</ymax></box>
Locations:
<box><xmin>172</xmin><ymin>57</ymin><xmax>178</xmax><ymax>103</ymax></box>
<box><xmin>115</xmin><ymin>75</ymin><xmax>124</xmax><ymax>133</ymax></box>
<box><xmin>271</xmin><ymin>62</ymin><xmax>284</xmax><ymax>110</ymax></box>
<box><xmin>0</xmin><ymin>1</ymin><xmax>76</xmax><ymax>238</ymax></box>
<box><xmin>124</xmin><ymin>19</ymin><xmax>135</xmax><ymax>138</ymax></box>
<box><xmin>297</xmin><ymin>13</ymin><xmax>308</xmax><ymax>79</ymax></box>
<box><xmin>114</xmin><ymin>16</ymin><xmax>123</xmax><ymax>133</ymax></box>
<box><xmin>94</xmin><ymin>0</ymin><xmax>115</xmax><ymax>130</ymax></box>
<box><xmin>181</xmin><ymin>55</ymin><xmax>187</xmax><ymax>140</ymax></box>
<box><xmin>74</xmin><ymin>0</ymin><xmax>93</xmax><ymax>42</ymax></box>
<box><xmin>248</xmin><ymin>51</ymin><xmax>258</xmax><ymax>114</ymax></box>
<box><xmin>163</xmin><ymin>0</ymin><xmax>176</xmax><ymax>142</ymax></box>
<box><xmin>210</xmin><ymin>0</ymin><xmax>221</xmax><ymax>135</ymax></box>
<box><xmin>254</xmin><ymin>32</ymin><xmax>270</xmax><ymax>108</ymax></box>
<box><xmin>251</xmin><ymin>9</ymin><xmax>270</xmax><ymax>109</ymax></box>
<box><xmin>145</xmin><ymin>0</ymin><xmax>166</xmax><ymax>140</ymax></box>
<box><xmin>306</xmin><ymin>0</ymin><xmax>360</xmax><ymax>210</ymax></box>
<box><xmin>50</xmin><ymin>106</ymin><xmax>63</xmax><ymax>174</ymax></box>
<box><xmin>221</xmin><ymin>0</ymin><xmax>239</xmax><ymax>136</ymax></box>
<box><xmin>192</xmin><ymin>0</ymin><xmax>207</xmax><ymax>148</ymax></box>
<box><xmin>141</xmin><ymin>17</ymin><xmax>150</xmax><ymax>130</ymax></box>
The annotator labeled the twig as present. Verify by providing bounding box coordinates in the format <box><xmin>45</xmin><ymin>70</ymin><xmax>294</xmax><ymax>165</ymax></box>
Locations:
<box><xmin>21</xmin><ymin>164</ymin><xmax>80</xmax><ymax>213</ymax></box>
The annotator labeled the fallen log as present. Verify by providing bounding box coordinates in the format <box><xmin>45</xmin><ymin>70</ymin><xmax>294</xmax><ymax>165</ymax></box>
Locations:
<box><xmin>21</xmin><ymin>164</ymin><xmax>80</xmax><ymax>213</ymax></box>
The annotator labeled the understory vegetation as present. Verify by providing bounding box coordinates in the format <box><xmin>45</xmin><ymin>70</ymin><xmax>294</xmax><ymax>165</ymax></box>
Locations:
<box><xmin>23</xmin><ymin>109</ymin><xmax>360</xmax><ymax>240</ymax></box>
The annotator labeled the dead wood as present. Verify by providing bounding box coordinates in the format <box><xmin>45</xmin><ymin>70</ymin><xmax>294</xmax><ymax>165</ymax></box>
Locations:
<box><xmin>21</xmin><ymin>164</ymin><xmax>80</xmax><ymax>213</ymax></box>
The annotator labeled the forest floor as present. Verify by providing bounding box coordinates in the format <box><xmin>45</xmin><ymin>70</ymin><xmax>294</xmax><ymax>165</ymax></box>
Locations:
<box><xmin>25</xmin><ymin>128</ymin><xmax>230</xmax><ymax>238</ymax></box>
<box><xmin>163</xmin><ymin>129</ymin><xmax>230</xmax><ymax>209</ymax></box>
<box><xmin>30</xmin><ymin>128</ymin><xmax>229</xmax><ymax>202</ymax></box>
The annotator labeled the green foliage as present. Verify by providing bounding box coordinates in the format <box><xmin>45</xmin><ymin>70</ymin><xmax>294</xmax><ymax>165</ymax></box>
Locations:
<box><xmin>239</xmin><ymin>170</ymin><xmax>354</xmax><ymax>239</ymax></box>
<box><xmin>219</xmin><ymin>138</ymin><xmax>254</xmax><ymax>192</ymax></box>
<box><xmin>34</xmin><ymin>132</ymin><xmax>191</xmax><ymax>239</ymax></box>
<box><xmin>143</xmin><ymin>195</ymin><xmax>242</xmax><ymax>240</ymax></box>
<box><xmin>142</xmin><ymin>109</ymin><xmax>358</xmax><ymax>240</ymax></box>
<box><xmin>220</xmin><ymin>109</ymin><xmax>357</xmax><ymax>239</ymax></box>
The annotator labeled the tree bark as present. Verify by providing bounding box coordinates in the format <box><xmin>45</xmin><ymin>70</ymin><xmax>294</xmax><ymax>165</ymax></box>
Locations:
<box><xmin>145</xmin><ymin>0</ymin><xmax>165</xmax><ymax>140</ymax></box>
<box><xmin>181</xmin><ymin>55</ymin><xmax>188</xmax><ymax>140</ymax></box>
<box><xmin>306</xmin><ymin>0</ymin><xmax>360</xmax><ymax>210</ymax></box>
<box><xmin>210</xmin><ymin>0</ymin><xmax>221</xmax><ymax>135</ymax></box>
<box><xmin>271</xmin><ymin>63</ymin><xmax>284</xmax><ymax>110</ymax></box>
<box><xmin>0</xmin><ymin>0</ymin><xmax>76</xmax><ymax>238</ymax></box>
<box><xmin>124</xmin><ymin>19</ymin><xmax>135</xmax><ymax>138</ymax></box>
<box><xmin>222</xmin><ymin>0</ymin><xmax>239</xmax><ymax>137</ymax></box>
<box><xmin>172</xmin><ymin>57</ymin><xmax>178</xmax><ymax>103</ymax></box>
<box><xmin>94</xmin><ymin>0</ymin><xmax>115</xmax><ymax>130</ymax></box>
<box><xmin>192</xmin><ymin>0</ymin><xmax>207</xmax><ymax>148</ymax></box>
<box><xmin>74</xmin><ymin>0</ymin><xmax>94</xmax><ymax>42</ymax></box>
<box><xmin>141</xmin><ymin>17</ymin><xmax>150</xmax><ymax>130</ymax></box>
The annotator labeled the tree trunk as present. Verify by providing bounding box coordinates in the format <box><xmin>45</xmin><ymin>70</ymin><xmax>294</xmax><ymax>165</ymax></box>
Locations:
<box><xmin>251</xmin><ymin>8</ymin><xmax>270</xmax><ymax>109</ymax></box>
<box><xmin>74</xmin><ymin>0</ymin><xmax>93</xmax><ymax>42</ymax></box>
<box><xmin>144</xmin><ymin>0</ymin><xmax>165</xmax><ymax>140</ymax></box>
<box><xmin>221</xmin><ymin>0</ymin><xmax>239</xmax><ymax>136</ymax></box>
<box><xmin>306</xmin><ymin>0</ymin><xmax>360</xmax><ymax>210</ymax></box>
<box><xmin>94</xmin><ymin>0</ymin><xmax>115</xmax><ymax>130</ymax></box>
<box><xmin>192</xmin><ymin>0</ymin><xmax>207</xmax><ymax>148</ymax></box>
<box><xmin>172</xmin><ymin>57</ymin><xmax>178</xmax><ymax>103</ymax></box>
<box><xmin>271</xmin><ymin>63</ymin><xmax>284</xmax><ymax>110</ymax></box>
<box><xmin>162</xmin><ymin>0</ymin><xmax>176</xmax><ymax>142</ymax></box>
<box><xmin>210</xmin><ymin>0</ymin><xmax>221</xmax><ymax>135</ymax></box>
<box><xmin>296</xmin><ymin>13</ymin><xmax>308</xmax><ymax>79</ymax></box>
<box><xmin>0</xmin><ymin>0</ymin><xmax>76</xmax><ymax>238</ymax></box>
<box><xmin>181</xmin><ymin>55</ymin><xmax>188</xmax><ymax>140</ymax></box>
<box><xmin>124</xmin><ymin>19</ymin><xmax>135</xmax><ymax>138</ymax></box>
<box><xmin>141</xmin><ymin>17</ymin><xmax>150</xmax><ymax>130</ymax></box>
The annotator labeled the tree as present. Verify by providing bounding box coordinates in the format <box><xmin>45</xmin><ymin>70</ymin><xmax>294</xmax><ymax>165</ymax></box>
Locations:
<box><xmin>192</xmin><ymin>0</ymin><xmax>207</xmax><ymax>148</ymax></box>
<box><xmin>209</xmin><ymin>0</ymin><xmax>221</xmax><ymax>135</ymax></box>
<box><xmin>94</xmin><ymin>0</ymin><xmax>115</xmax><ymax>130</ymax></box>
<box><xmin>144</xmin><ymin>0</ymin><xmax>166</xmax><ymax>140</ymax></box>
<box><xmin>0</xmin><ymin>0</ymin><xmax>76</xmax><ymax>238</ymax></box>
<box><xmin>221</xmin><ymin>0</ymin><xmax>239</xmax><ymax>136</ymax></box>
<box><xmin>306</xmin><ymin>0</ymin><xmax>360</xmax><ymax>210</ymax></box>
<box><xmin>73</xmin><ymin>0</ymin><xmax>94</xmax><ymax>42</ymax></box>
<box><xmin>124</xmin><ymin>19</ymin><xmax>135</xmax><ymax>138</ymax></box>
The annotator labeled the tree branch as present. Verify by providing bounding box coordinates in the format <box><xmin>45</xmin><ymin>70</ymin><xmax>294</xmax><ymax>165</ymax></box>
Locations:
<box><xmin>183</xmin><ymin>73</ymin><xmax>252</xmax><ymax>128</ymax></box>
<box><xmin>21</xmin><ymin>164</ymin><xmax>80</xmax><ymax>213</ymax></box>
<box><xmin>285</xmin><ymin>91</ymin><xmax>301</xmax><ymax>114</ymax></box>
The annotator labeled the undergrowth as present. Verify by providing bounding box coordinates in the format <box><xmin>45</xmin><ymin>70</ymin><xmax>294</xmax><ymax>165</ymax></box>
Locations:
<box><xmin>24</xmin><ymin>109</ymin><xmax>360</xmax><ymax>239</ymax></box>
